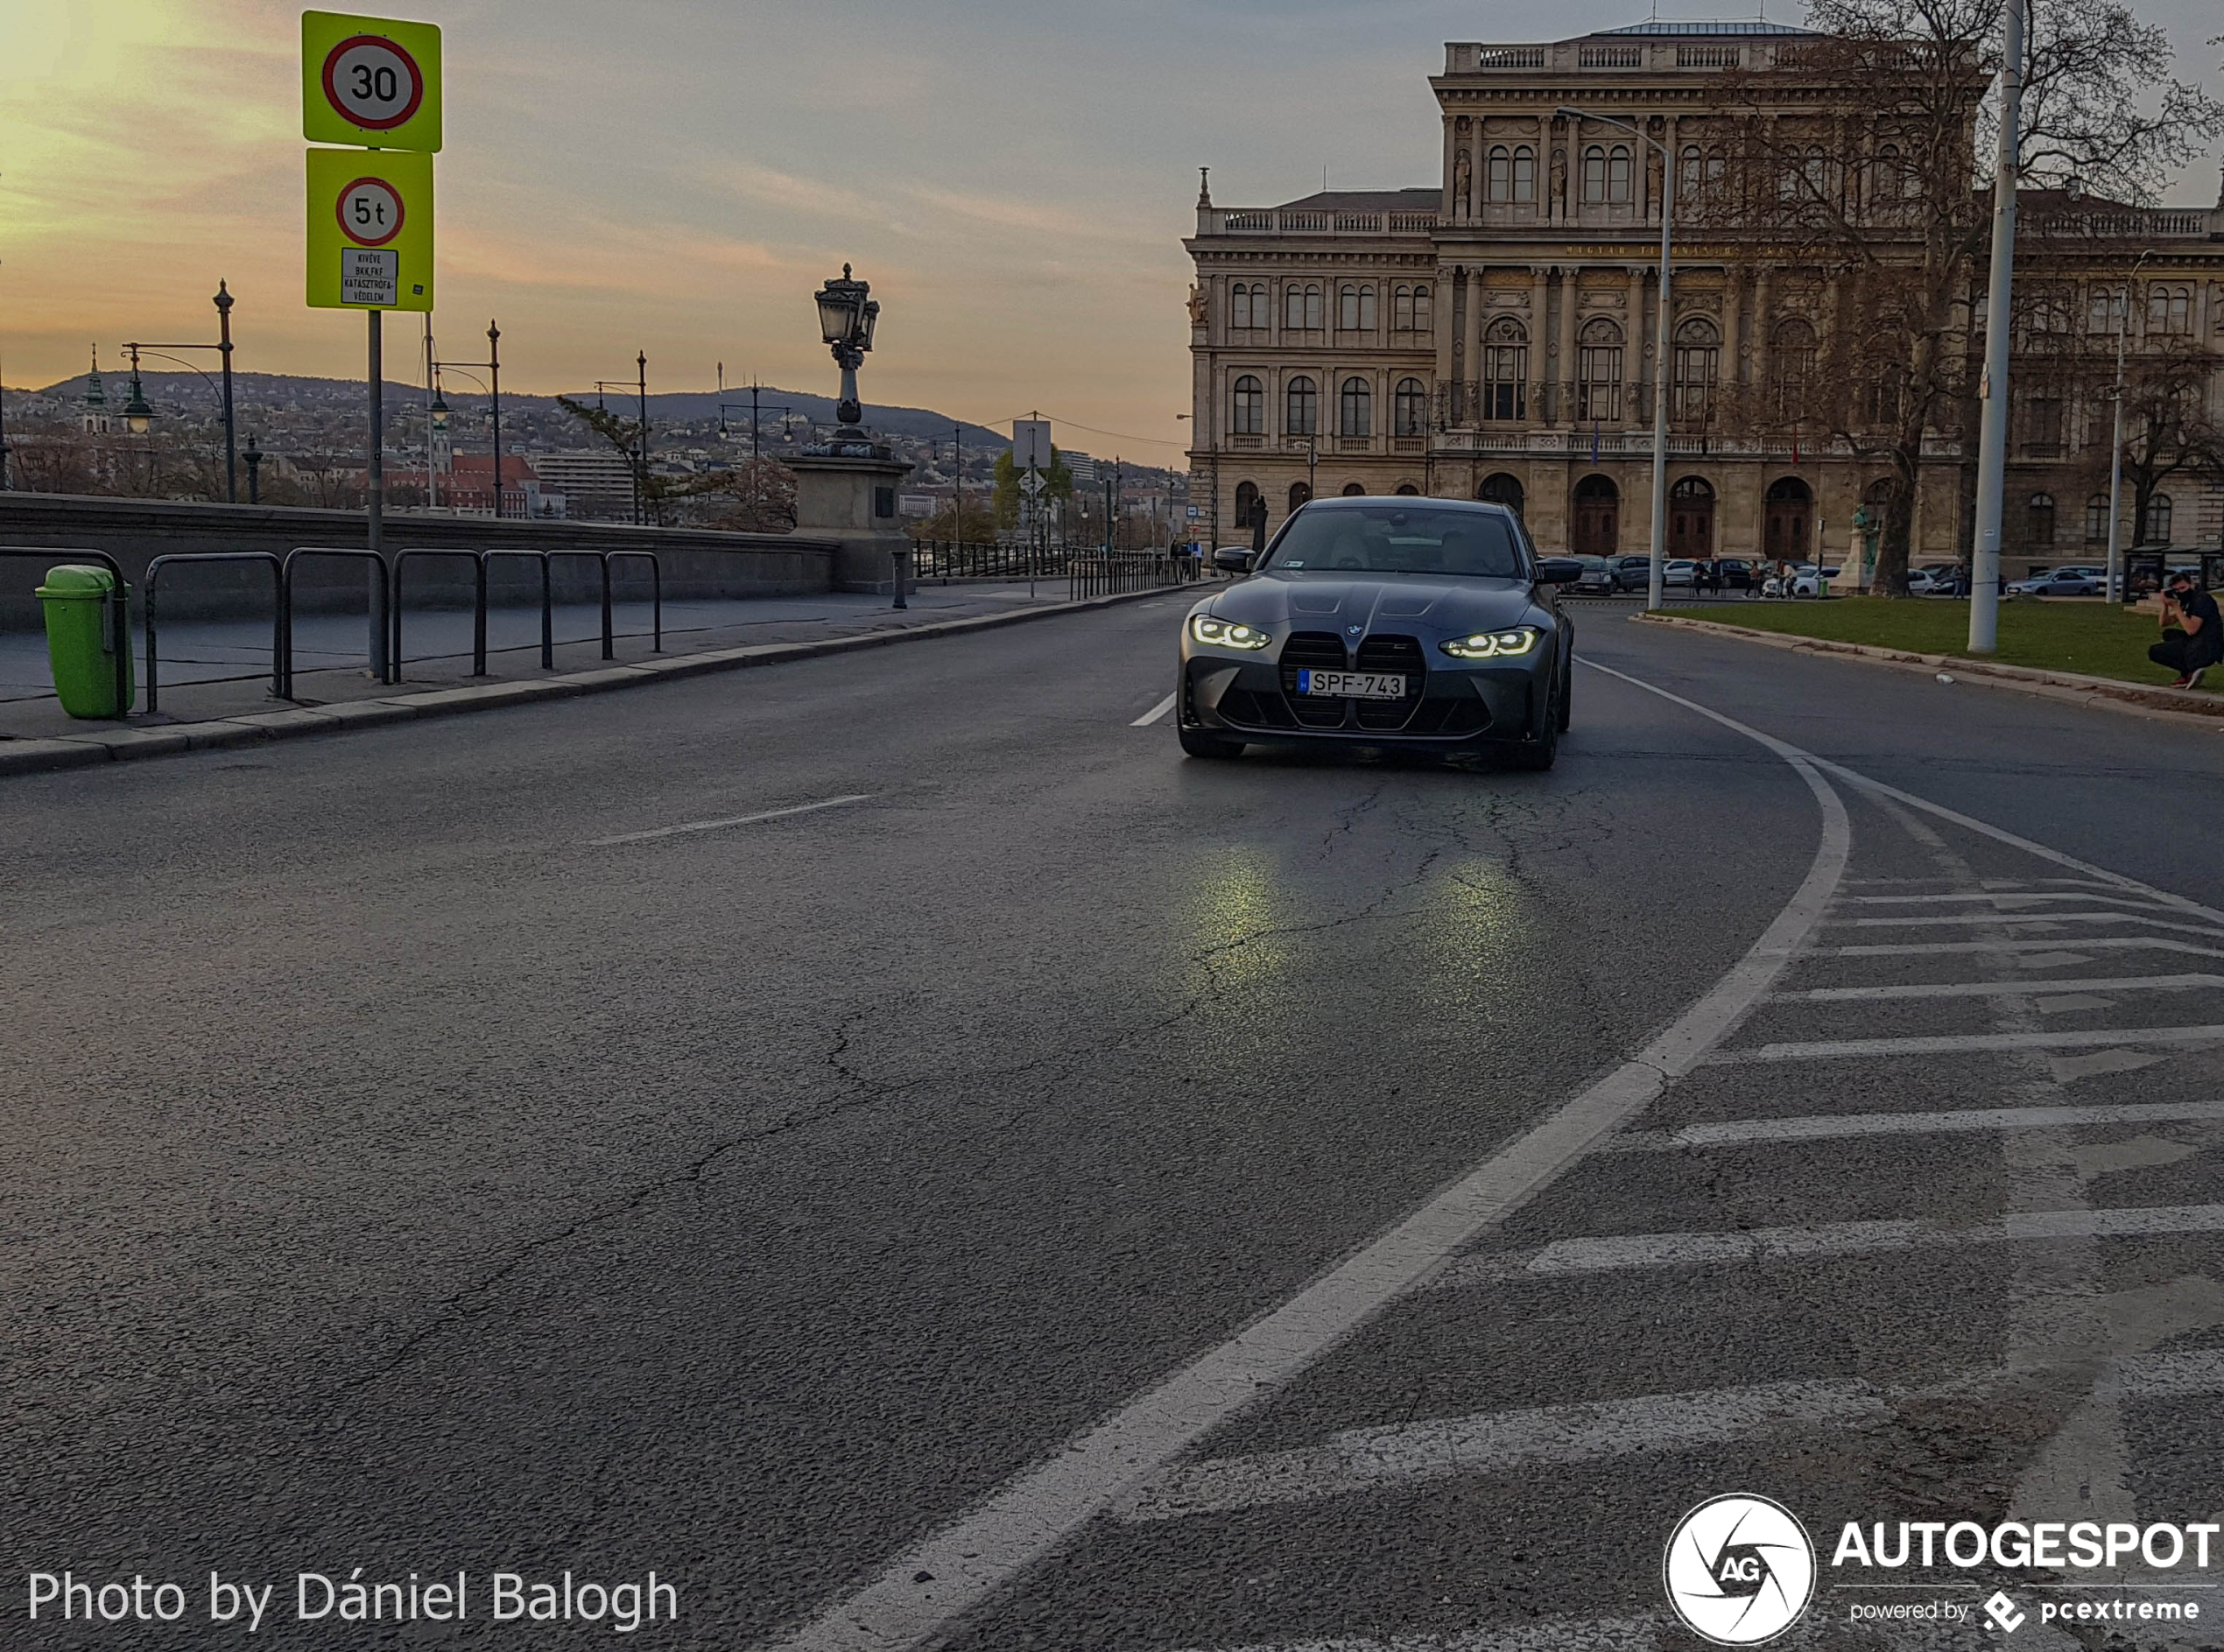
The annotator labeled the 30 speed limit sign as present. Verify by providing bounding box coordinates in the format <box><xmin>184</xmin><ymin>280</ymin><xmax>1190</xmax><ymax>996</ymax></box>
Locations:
<box><xmin>302</xmin><ymin>11</ymin><xmax>442</xmax><ymax>151</ymax></box>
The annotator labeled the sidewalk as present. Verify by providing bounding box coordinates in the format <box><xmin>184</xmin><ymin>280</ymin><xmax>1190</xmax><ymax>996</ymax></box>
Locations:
<box><xmin>0</xmin><ymin>581</ymin><xmax>1092</xmax><ymax>742</ymax></box>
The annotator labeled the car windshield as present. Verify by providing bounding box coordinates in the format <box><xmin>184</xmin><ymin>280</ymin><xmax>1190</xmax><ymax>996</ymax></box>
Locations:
<box><xmin>1265</xmin><ymin>506</ymin><xmax>1524</xmax><ymax>579</ymax></box>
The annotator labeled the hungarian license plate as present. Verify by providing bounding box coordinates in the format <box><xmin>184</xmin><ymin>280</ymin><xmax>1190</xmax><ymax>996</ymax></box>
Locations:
<box><xmin>1297</xmin><ymin>669</ymin><xmax>1404</xmax><ymax>699</ymax></box>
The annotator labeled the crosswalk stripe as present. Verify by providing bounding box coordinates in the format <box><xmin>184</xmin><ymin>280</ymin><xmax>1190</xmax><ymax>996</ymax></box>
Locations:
<box><xmin>1123</xmin><ymin>1353</ymin><xmax>2224</xmax><ymax>1527</ymax></box>
<box><xmin>1435</xmin><ymin>1203</ymin><xmax>2224</xmax><ymax>1283</ymax></box>
<box><xmin>1817</xmin><ymin>938</ymin><xmax>2224</xmax><ymax>960</ymax></box>
<box><xmin>1844</xmin><ymin>891</ymin><xmax>2178</xmax><ymax>908</ymax></box>
<box><xmin>1605</xmin><ymin>1098</ymin><xmax>2224</xmax><ymax>1151</ymax></box>
<box><xmin>1836</xmin><ymin>912</ymin><xmax>2224</xmax><ymax>936</ymax></box>
<box><xmin>1770</xmin><ymin>974</ymin><xmax>2224</xmax><ymax>1002</ymax></box>
<box><xmin>1706</xmin><ymin>1025</ymin><xmax>2224</xmax><ymax>1063</ymax></box>
<box><xmin>1116</xmin><ymin>1380</ymin><xmax>1885</xmax><ymax>1524</ymax></box>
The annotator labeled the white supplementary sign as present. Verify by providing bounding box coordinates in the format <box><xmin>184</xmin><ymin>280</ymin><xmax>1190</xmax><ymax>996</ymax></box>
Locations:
<box><xmin>341</xmin><ymin>248</ymin><xmax>399</xmax><ymax>306</ymax></box>
<box><xmin>1018</xmin><ymin>471</ymin><xmax>1045</xmax><ymax>497</ymax></box>
<box><xmin>321</xmin><ymin>33</ymin><xmax>426</xmax><ymax>130</ymax></box>
<box><xmin>336</xmin><ymin>176</ymin><xmax>405</xmax><ymax>246</ymax></box>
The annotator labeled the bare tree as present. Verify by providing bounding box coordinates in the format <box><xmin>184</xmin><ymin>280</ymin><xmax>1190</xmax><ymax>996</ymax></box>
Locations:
<box><xmin>711</xmin><ymin>457</ymin><xmax>797</xmax><ymax>534</ymax></box>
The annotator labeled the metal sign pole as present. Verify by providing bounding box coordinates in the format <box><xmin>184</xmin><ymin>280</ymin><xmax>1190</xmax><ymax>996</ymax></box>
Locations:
<box><xmin>368</xmin><ymin>306</ymin><xmax>389</xmax><ymax>678</ymax></box>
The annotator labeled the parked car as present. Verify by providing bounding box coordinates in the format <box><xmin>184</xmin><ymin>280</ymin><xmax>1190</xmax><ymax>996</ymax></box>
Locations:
<box><xmin>2009</xmin><ymin>568</ymin><xmax>2104</xmax><ymax>596</ymax></box>
<box><xmin>1787</xmin><ymin>563</ymin><xmax>1843</xmax><ymax>598</ymax></box>
<box><xmin>1716</xmin><ymin>558</ymin><xmax>1755</xmax><ymax>591</ymax></box>
<box><xmin>1664</xmin><ymin>559</ymin><xmax>1698</xmax><ymax>589</ymax></box>
<box><xmin>1611</xmin><ymin>555</ymin><xmax>1655</xmax><ymax>592</ymax></box>
<box><xmin>1569</xmin><ymin>556</ymin><xmax>1621</xmax><ymax>595</ymax></box>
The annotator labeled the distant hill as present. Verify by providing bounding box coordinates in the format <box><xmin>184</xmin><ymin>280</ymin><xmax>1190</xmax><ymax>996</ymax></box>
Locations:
<box><xmin>18</xmin><ymin>369</ymin><xmax>1010</xmax><ymax>449</ymax></box>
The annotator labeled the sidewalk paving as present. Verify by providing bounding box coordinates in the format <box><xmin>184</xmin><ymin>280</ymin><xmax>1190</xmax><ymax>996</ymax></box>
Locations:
<box><xmin>0</xmin><ymin>581</ymin><xmax>1094</xmax><ymax>742</ymax></box>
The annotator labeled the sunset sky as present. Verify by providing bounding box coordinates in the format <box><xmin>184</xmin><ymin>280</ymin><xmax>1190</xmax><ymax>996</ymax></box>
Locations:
<box><xmin>4</xmin><ymin>0</ymin><xmax>2220</xmax><ymax>458</ymax></box>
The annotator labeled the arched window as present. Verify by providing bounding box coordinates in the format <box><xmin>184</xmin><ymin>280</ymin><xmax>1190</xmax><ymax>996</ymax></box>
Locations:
<box><xmin>2142</xmin><ymin>494</ymin><xmax>2172</xmax><ymax>545</ymax></box>
<box><xmin>1770</xmin><ymin>318</ymin><xmax>1817</xmax><ymax>419</ymax></box>
<box><xmin>1341</xmin><ymin>482</ymin><xmax>1366</xmax><ymax>496</ymax></box>
<box><xmin>1285</xmin><ymin>376</ymin><xmax>1318</xmax><ymax>436</ymax></box>
<box><xmin>1234</xmin><ymin>479</ymin><xmax>1261</xmax><ymax>528</ymax></box>
<box><xmin>1482</xmin><ymin>317</ymin><xmax>1528</xmax><ymax>420</ymax></box>
<box><xmin>2027</xmin><ymin>492</ymin><xmax>2057</xmax><ymax>547</ymax></box>
<box><xmin>1285</xmin><ymin>284</ymin><xmax>1322</xmax><ymax>331</ymax></box>
<box><xmin>2148</xmin><ymin>285</ymin><xmax>2192</xmax><ymax>334</ymax></box>
<box><xmin>1578</xmin><ymin>317</ymin><xmax>1622</xmax><ymax>422</ymax></box>
<box><xmin>1488</xmin><ymin>145</ymin><xmax>1512</xmax><ymax>201</ymax></box>
<box><xmin>2088</xmin><ymin>285</ymin><xmax>2127</xmax><ymax>335</ymax></box>
<box><xmin>1582</xmin><ymin>145</ymin><xmax>1607</xmax><ymax>203</ymax></box>
<box><xmin>1339</xmin><ymin>285</ymin><xmax>1376</xmax><ymax>330</ymax></box>
<box><xmin>1394</xmin><ymin>285</ymin><xmax>1415</xmax><ymax>330</ymax></box>
<box><xmin>1672</xmin><ymin>317</ymin><xmax>1720</xmax><ymax>420</ymax></box>
<box><xmin>1395</xmin><ymin>482</ymin><xmax>1421</xmax><ymax>496</ymax></box>
<box><xmin>1411</xmin><ymin>282</ymin><xmax>1432</xmax><ymax>333</ymax></box>
<box><xmin>1287</xmin><ymin>481</ymin><xmax>1313</xmax><ymax>513</ymax></box>
<box><xmin>1512</xmin><ymin>145</ymin><xmax>1536</xmax><ymax>202</ymax></box>
<box><xmin>1339</xmin><ymin>376</ymin><xmax>1372</xmax><ymax>437</ymax></box>
<box><xmin>1240</xmin><ymin>282</ymin><xmax>1269</xmax><ymax>329</ymax></box>
<box><xmin>1394</xmin><ymin>376</ymin><xmax>1427</xmax><ymax>437</ymax></box>
<box><xmin>2085</xmin><ymin>493</ymin><xmax>2110</xmax><ymax>544</ymax></box>
<box><xmin>1608</xmin><ymin>144</ymin><xmax>1632</xmax><ymax>203</ymax></box>
<box><xmin>1478</xmin><ymin>473</ymin><xmax>1525</xmax><ymax>517</ymax></box>
<box><xmin>1230</xmin><ymin>374</ymin><xmax>1263</xmax><ymax>435</ymax></box>
<box><xmin>1873</xmin><ymin>144</ymin><xmax>1904</xmax><ymax>203</ymax></box>
<box><xmin>1801</xmin><ymin>144</ymin><xmax>1831</xmax><ymax>203</ymax></box>
<box><xmin>1679</xmin><ymin>144</ymin><xmax>1704</xmax><ymax>197</ymax></box>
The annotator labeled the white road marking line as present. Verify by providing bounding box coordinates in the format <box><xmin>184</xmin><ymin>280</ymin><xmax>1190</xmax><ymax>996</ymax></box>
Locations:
<box><xmin>1845</xmin><ymin>891</ymin><xmax>2176</xmax><ymax>908</ymax></box>
<box><xmin>1838</xmin><ymin>912</ymin><xmax>2224</xmax><ymax>935</ymax></box>
<box><xmin>1171</xmin><ymin>1620</ymin><xmax>1670</xmax><ymax>1652</ymax></box>
<box><xmin>1606</xmin><ymin>1098</ymin><xmax>2224</xmax><ymax>1152</ymax></box>
<box><xmin>1707</xmin><ymin>1025</ymin><xmax>2224</xmax><ymax>1064</ymax></box>
<box><xmin>2122</xmin><ymin>1348</ymin><xmax>2224</xmax><ymax>1399</ymax></box>
<box><xmin>1116</xmin><ymin>1380</ymin><xmax>1884</xmax><ymax>1524</ymax></box>
<box><xmin>1437</xmin><ymin>1203</ymin><xmax>2224</xmax><ymax>1283</ymax></box>
<box><xmin>771</xmin><ymin>666</ymin><xmax>1853</xmax><ymax>1652</ymax></box>
<box><xmin>1821</xmin><ymin>937</ymin><xmax>2224</xmax><ymax>960</ymax></box>
<box><xmin>590</xmin><ymin>793</ymin><xmax>874</xmax><ymax>846</ymax></box>
<box><xmin>1771</xmin><ymin>974</ymin><xmax>2224</xmax><ymax>1002</ymax></box>
<box><xmin>1131</xmin><ymin>692</ymin><xmax>1177</xmax><ymax>727</ymax></box>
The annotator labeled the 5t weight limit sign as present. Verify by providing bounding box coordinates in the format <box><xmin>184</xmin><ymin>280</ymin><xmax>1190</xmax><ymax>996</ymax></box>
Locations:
<box><xmin>306</xmin><ymin>148</ymin><xmax>433</xmax><ymax>312</ymax></box>
<box><xmin>337</xmin><ymin>176</ymin><xmax>405</xmax><ymax>246</ymax></box>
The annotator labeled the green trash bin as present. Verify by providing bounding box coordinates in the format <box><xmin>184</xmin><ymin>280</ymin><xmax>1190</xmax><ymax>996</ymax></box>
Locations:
<box><xmin>36</xmin><ymin>564</ymin><xmax>135</xmax><ymax>718</ymax></box>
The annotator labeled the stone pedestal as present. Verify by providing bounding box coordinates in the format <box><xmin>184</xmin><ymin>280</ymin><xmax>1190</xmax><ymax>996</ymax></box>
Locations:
<box><xmin>790</xmin><ymin>448</ymin><xmax>915</xmax><ymax>594</ymax></box>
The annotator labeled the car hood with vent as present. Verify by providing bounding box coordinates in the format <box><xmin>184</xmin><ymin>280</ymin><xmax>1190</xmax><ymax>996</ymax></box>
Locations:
<box><xmin>1200</xmin><ymin>572</ymin><xmax>1546</xmax><ymax>641</ymax></box>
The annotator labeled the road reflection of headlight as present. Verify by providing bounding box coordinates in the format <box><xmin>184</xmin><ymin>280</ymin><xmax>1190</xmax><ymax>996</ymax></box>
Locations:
<box><xmin>1439</xmin><ymin>627</ymin><xmax>1540</xmax><ymax>659</ymax></box>
<box><xmin>1190</xmin><ymin>615</ymin><xmax>1272</xmax><ymax>650</ymax></box>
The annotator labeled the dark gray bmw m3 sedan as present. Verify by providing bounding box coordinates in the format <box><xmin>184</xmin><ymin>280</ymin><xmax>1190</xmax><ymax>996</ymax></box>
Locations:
<box><xmin>1176</xmin><ymin>496</ymin><xmax>1582</xmax><ymax>769</ymax></box>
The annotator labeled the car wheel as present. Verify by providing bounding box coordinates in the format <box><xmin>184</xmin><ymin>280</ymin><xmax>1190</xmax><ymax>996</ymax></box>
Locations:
<box><xmin>1509</xmin><ymin>675</ymin><xmax>1562</xmax><ymax>770</ymax></box>
<box><xmin>1179</xmin><ymin>728</ymin><xmax>1243</xmax><ymax>760</ymax></box>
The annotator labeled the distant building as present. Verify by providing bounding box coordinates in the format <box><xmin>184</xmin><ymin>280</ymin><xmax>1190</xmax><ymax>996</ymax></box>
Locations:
<box><xmin>528</xmin><ymin>449</ymin><xmax>637</xmax><ymax>516</ymax></box>
<box><xmin>80</xmin><ymin>352</ymin><xmax>112</xmax><ymax>435</ymax></box>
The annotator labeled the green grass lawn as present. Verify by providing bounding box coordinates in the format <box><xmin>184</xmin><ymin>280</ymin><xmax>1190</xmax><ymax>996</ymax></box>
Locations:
<box><xmin>1659</xmin><ymin>596</ymin><xmax>2213</xmax><ymax>692</ymax></box>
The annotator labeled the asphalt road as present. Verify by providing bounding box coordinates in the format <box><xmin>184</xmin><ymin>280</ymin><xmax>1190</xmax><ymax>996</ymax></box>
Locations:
<box><xmin>4</xmin><ymin>596</ymin><xmax>2221</xmax><ymax>1649</ymax></box>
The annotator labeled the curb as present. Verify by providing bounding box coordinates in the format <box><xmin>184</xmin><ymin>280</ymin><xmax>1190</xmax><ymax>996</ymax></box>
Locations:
<box><xmin>0</xmin><ymin>583</ymin><xmax>1189</xmax><ymax>777</ymax></box>
<box><xmin>1636</xmin><ymin>611</ymin><xmax>2224</xmax><ymax>731</ymax></box>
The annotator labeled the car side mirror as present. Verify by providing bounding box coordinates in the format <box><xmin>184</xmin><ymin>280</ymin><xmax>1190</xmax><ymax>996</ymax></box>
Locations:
<box><xmin>1214</xmin><ymin>548</ymin><xmax>1256</xmax><ymax>574</ymax></box>
<box><xmin>1536</xmin><ymin>557</ymin><xmax>1584</xmax><ymax>584</ymax></box>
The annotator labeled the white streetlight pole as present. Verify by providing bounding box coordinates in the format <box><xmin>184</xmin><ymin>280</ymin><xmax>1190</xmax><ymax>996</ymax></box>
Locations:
<box><xmin>1968</xmin><ymin>0</ymin><xmax>2025</xmax><ymax>653</ymax></box>
<box><xmin>2104</xmin><ymin>250</ymin><xmax>2151</xmax><ymax>603</ymax></box>
<box><xmin>1562</xmin><ymin>106</ymin><xmax>1672</xmax><ymax>610</ymax></box>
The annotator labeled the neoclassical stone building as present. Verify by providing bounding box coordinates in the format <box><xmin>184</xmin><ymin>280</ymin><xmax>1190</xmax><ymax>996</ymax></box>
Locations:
<box><xmin>1184</xmin><ymin>20</ymin><xmax>2224</xmax><ymax>581</ymax></box>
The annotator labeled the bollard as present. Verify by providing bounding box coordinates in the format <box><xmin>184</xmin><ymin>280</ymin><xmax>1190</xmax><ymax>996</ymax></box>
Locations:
<box><xmin>892</xmin><ymin>545</ymin><xmax>910</xmax><ymax>610</ymax></box>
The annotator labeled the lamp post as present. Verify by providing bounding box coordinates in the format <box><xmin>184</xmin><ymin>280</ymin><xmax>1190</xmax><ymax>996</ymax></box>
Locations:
<box><xmin>243</xmin><ymin>433</ymin><xmax>264</xmax><ymax>504</ymax></box>
<box><xmin>430</xmin><ymin>321</ymin><xmax>505</xmax><ymax>517</ymax></box>
<box><xmin>1968</xmin><ymin>0</ymin><xmax>2027</xmax><ymax>652</ymax></box>
<box><xmin>122</xmin><ymin>281</ymin><xmax>238</xmax><ymax>500</ymax></box>
<box><xmin>714</xmin><ymin>362</ymin><xmax>792</xmax><ymax>460</ymax></box>
<box><xmin>2104</xmin><ymin>250</ymin><xmax>2153</xmax><ymax>604</ymax></box>
<box><xmin>591</xmin><ymin>358</ymin><xmax>651</xmax><ymax>524</ymax></box>
<box><xmin>1560</xmin><ymin>106</ymin><xmax>1671</xmax><ymax>610</ymax></box>
<box><xmin>813</xmin><ymin>263</ymin><xmax>880</xmax><ymax>439</ymax></box>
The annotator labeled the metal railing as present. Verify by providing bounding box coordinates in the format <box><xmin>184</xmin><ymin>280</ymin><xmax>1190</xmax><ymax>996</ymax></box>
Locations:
<box><xmin>0</xmin><ymin>547</ymin><xmax>132</xmax><ymax>719</ymax></box>
<box><xmin>605</xmin><ymin>552</ymin><xmax>662</xmax><ymax>653</ymax></box>
<box><xmin>279</xmin><ymin>546</ymin><xmax>390</xmax><ymax>699</ymax></box>
<box><xmin>391</xmin><ymin>548</ymin><xmax>489</xmax><ymax>679</ymax></box>
<box><xmin>144</xmin><ymin>552</ymin><xmax>284</xmax><ymax>714</ymax></box>
<box><xmin>911</xmin><ymin>540</ymin><xmax>1074</xmax><ymax>582</ymax></box>
<box><xmin>478</xmin><ymin>548</ymin><xmax>555</xmax><ymax>671</ymax></box>
<box><xmin>1067</xmin><ymin>552</ymin><xmax>1204</xmax><ymax>601</ymax></box>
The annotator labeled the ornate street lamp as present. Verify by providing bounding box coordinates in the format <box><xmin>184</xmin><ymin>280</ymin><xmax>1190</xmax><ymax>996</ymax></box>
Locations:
<box><xmin>813</xmin><ymin>263</ymin><xmax>880</xmax><ymax>434</ymax></box>
<box><xmin>428</xmin><ymin>385</ymin><xmax>451</xmax><ymax>433</ymax></box>
<box><xmin>122</xmin><ymin>347</ymin><xmax>156</xmax><ymax>436</ymax></box>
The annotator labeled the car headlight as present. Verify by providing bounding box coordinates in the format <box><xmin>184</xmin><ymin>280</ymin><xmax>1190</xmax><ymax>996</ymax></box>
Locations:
<box><xmin>1439</xmin><ymin>627</ymin><xmax>1541</xmax><ymax>660</ymax></box>
<box><xmin>1189</xmin><ymin>614</ymin><xmax>1272</xmax><ymax>650</ymax></box>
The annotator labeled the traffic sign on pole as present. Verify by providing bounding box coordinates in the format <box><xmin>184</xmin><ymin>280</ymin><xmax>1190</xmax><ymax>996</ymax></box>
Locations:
<box><xmin>306</xmin><ymin>146</ymin><xmax>433</xmax><ymax>310</ymax></box>
<box><xmin>302</xmin><ymin>10</ymin><xmax>443</xmax><ymax>152</ymax></box>
<box><xmin>1013</xmin><ymin>419</ymin><xmax>1052</xmax><ymax>471</ymax></box>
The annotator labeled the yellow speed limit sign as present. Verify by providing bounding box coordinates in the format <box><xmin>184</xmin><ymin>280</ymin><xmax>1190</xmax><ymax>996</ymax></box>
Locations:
<box><xmin>306</xmin><ymin>147</ymin><xmax>434</xmax><ymax>311</ymax></box>
<box><xmin>301</xmin><ymin>10</ymin><xmax>442</xmax><ymax>151</ymax></box>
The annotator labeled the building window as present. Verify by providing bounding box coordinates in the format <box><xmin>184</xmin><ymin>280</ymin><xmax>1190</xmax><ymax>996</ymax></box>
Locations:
<box><xmin>1770</xmin><ymin>318</ymin><xmax>1817</xmax><ymax>420</ymax></box>
<box><xmin>1284</xmin><ymin>283</ymin><xmax>1323</xmax><ymax>331</ymax></box>
<box><xmin>2023</xmin><ymin>397</ymin><xmax>2064</xmax><ymax>457</ymax></box>
<box><xmin>2085</xmin><ymin>493</ymin><xmax>2110</xmax><ymax>544</ymax></box>
<box><xmin>1394</xmin><ymin>376</ymin><xmax>1427</xmax><ymax>436</ymax></box>
<box><xmin>1482</xmin><ymin>317</ymin><xmax>1528</xmax><ymax>421</ymax></box>
<box><xmin>1512</xmin><ymin>145</ymin><xmax>1536</xmax><ymax>202</ymax></box>
<box><xmin>1339</xmin><ymin>376</ymin><xmax>1372</xmax><ymax>437</ymax></box>
<box><xmin>2027</xmin><ymin>492</ymin><xmax>2056</xmax><ymax>547</ymax></box>
<box><xmin>2142</xmin><ymin>493</ymin><xmax>2172</xmax><ymax>545</ymax></box>
<box><xmin>1488</xmin><ymin>145</ymin><xmax>1512</xmax><ymax>201</ymax></box>
<box><xmin>1672</xmin><ymin>317</ymin><xmax>1720</xmax><ymax>420</ymax></box>
<box><xmin>1608</xmin><ymin>144</ymin><xmax>1632</xmax><ymax>203</ymax></box>
<box><xmin>1582</xmin><ymin>145</ymin><xmax>1607</xmax><ymax>203</ymax></box>
<box><xmin>1390</xmin><ymin>282</ymin><xmax>1432</xmax><ymax>333</ymax></box>
<box><xmin>1229</xmin><ymin>375</ymin><xmax>1263</xmax><ymax>435</ymax></box>
<box><xmin>1339</xmin><ymin>285</ymin><xmax>1376</xmax><ymax>331</ymax></box>
<box><xmin>1288</xmin><ymin>481</ymin><xmax>1312</xmax><ymax>513</ymax></box>
<box><xmin>1341</xmin><ymin>481</ymin><xmax>1365</xmax><ymax>496</ymax></box>
<box><xmin>1234</xmin><ymin>479</ymin><xmax>1261</xmax><ymax>528</ymax></box>
<box><xmin>2088</xmin><ymin>285</ymin><xmax>2128</xmax><ymax>335</ymax></box>
<box><xmin>1286</xmin><ymin>375</ymin><xmax>1318</xmax><ymax>436</ymax></box>
<box><xmin>1679</xmin><ymin>144</ymin><xmax>1724</xmax><ymax>199</ymax></box>
<box><xmin>1577</xmin><ymin>317</ymin><xmax>1622</xmax><ymax>422</ymax></box>
<box><xmin>2148</xmin><ymin>285</ymin><xmax>2192</xmax><ymax>334</ymax></box>
<box><xmin>1230</xmin><ymin>282</ymin><xmax>1267</xmax><ymax>331</ymax></box>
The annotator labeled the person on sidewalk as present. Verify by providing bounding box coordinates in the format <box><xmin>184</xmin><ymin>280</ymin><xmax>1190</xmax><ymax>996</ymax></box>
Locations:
<box><xmin>2150</xmin><ymin>571</ymin><xmax>2221</xmax><ymax>687</ymax></box>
